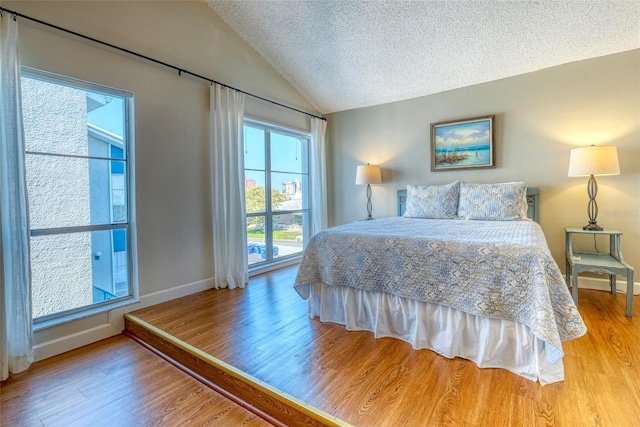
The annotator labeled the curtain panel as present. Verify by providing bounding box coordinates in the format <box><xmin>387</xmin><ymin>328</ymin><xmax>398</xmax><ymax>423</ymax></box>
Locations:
<box><xmin>0</xmin><ymin>13</ymin><xmax>33</xmax><ymax>381</ymax></box>
<box><xmin>310</xmin><ymin>117</ymin><xmax>327</xmax><ymax>235</ymax></box>
<box><xmin>209</xmin><ymin>84</ymin><xmax>248</xmax><ymax>289</ymax></box>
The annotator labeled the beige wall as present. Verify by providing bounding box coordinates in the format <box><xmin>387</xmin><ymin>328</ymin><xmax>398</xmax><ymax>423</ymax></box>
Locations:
<box><xmin>326</xmin><ymin>50</ymin><xmax>640</xmax><ymax>278</ymax></box>
<box><xmin>3</xmin><ymin>0</ymin><xmax>317</xmax><ymax>358</ymax></box>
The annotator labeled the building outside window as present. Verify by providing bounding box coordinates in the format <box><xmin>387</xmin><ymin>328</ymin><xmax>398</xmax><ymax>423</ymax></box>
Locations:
<box><xmin>21</xmin><ymin>68</ymin><xmax>136</xmax><ymax>326</ymax></box>
<box><xmin>244</xmin><ymin>121</ymin><xmax>310</xmax><ymax>268</ymax></box>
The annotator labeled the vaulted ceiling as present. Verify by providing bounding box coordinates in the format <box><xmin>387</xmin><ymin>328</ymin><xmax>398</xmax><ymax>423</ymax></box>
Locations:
<box><xmin>207</xmin><ymin>1</ymin><xmax>640</xmax><ymax>114</ymax></box>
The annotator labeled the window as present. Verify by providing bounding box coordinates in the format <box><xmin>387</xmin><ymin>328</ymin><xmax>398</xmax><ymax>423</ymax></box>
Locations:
<box><xmin>21</xmin><ymin>68</ymin><xmax>136</xmax><ymax>326</ymax></box>
<box><xmin>244</xmin><ymin>121</ymin><xmax>310</xmax><ymax>268</ymax></box>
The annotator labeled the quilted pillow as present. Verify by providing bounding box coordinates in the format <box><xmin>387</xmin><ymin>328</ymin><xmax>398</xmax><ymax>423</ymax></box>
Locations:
<box><xmin>457</xmin><ymin>182</ymin><xmax>528</xmax><ymax>220</ymax></box>
<box><xmin>403</xmin><ymin>182</ymin><xmax>459</xmax><ymax>219</ymax></box>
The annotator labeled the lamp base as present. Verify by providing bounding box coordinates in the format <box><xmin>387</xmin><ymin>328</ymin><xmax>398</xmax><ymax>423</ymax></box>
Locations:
<box><xmin>583</xmin><ymin>222</ymin><xmax>603</xmax><ymax>231</ymax></box>
<box><xmin>364</xmin><ymin>184</ymin><xmax>374</xmax><ymax>221</ymax></box>
<box><xmin>583</xmin><ymin>175</ymin><xmax>603</xmax><ymax>231</ymax></box>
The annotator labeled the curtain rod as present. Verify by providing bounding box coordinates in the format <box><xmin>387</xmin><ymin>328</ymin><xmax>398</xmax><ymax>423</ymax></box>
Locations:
<box><xmin>0</xmin><ymin>6</ymin><xmax>326</xmax><ymax>122</ymax></box>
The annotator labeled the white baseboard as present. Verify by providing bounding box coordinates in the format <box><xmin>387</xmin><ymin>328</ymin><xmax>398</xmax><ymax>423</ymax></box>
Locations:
<box><xmin>34</xmin><ymin>276</ymin><xmax>216</xmax><ymax>362</ymax></box>
<box><xmin>577</xmin><ymin>275</ymin><xmax>640</xmax><ymax>295</ymax></box>
<box><xmin>108</xmin><ymin>276</ymin><xmax>216</xmax><ymax>331</ymax></box>
<box><xmin>33</xmin><ymin>323</ymin><xmax>122</xmax><ymax>362</ymax></box>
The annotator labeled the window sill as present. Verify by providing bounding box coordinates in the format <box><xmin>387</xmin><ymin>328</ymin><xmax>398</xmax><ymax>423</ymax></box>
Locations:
<box><xmin>249</xmin><ymin>256</ymin><xmax>301</xmax><ymax>277</ymax></box>
<box><xmin>33</xmin><ymin>296</ymin><xmax>140</xmax><ymax>332</ymax></box>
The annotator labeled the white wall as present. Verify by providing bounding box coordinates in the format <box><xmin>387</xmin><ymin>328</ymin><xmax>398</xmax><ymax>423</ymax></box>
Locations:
<box><xmin>3</xmin><ymin>0</ymin><xmax>318</xmax><ymax>360</ymax></box>
<box><xmin>326</xmin><ymin>50</ymin><xmax>640</xmax><ymax>288</ymax></box>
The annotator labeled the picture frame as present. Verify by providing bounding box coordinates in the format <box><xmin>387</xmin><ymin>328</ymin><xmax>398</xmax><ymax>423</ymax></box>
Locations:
<box><xmin>430</xmin><ymin>115</ymin><xmax>495</xmax><ymax>171</ymax></box>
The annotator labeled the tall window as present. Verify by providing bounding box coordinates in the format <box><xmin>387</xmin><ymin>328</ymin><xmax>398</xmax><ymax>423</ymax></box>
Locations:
<box><xmin>244</xmin><ymin>121</ymin><xmax>310</xmax><ymax>267</ymax></box>
<box><xmin>21</xmin><ymin>68</ymin><xmax>136</xmax><ymax>326</ymax></box>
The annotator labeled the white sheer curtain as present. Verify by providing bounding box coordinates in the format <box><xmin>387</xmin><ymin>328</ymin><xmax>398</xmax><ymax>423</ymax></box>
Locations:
<box><xmin>1</xmin><ymin>13</ymin><xmax>33</xmax><ymax>381</ymax></box>
<box><xmin>309</xmin><ymin>117</ymin><xmax>327</xmax><ymax>235</ymax></box>
<box><xmin>209</xmin><ymin>83</ymin><xmax>248</xmax><ymax>289</ymax></box>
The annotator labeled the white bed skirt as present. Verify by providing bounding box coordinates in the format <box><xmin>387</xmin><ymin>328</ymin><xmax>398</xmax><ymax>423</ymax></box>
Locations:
<box><xmin>304</xmin><ymin>282</ymin><xmax>565</xmax><ymax>385</ymax></box>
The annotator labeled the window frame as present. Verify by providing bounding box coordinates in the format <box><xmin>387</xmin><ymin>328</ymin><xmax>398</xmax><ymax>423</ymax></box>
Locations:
<box><xmin>21</xmin><ymin>67</ymin><xmax>139</xmax><ymax>330</ymax></box>
<box><xmin>244</xmin><ymin>119</ymin><xmax>311</xmax><ymax>274</ymax></box>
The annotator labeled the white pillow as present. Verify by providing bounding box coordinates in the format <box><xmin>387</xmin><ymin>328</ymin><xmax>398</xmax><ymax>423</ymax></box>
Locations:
<box><xmin>403</xmin><ymin>182</ymin><xmax>459</xmax><ymax>219</ymax></box>
<box><xmin>457</xmin><ymin>182</ymin><xmax>528</xmax><ymax>220</ymax></box>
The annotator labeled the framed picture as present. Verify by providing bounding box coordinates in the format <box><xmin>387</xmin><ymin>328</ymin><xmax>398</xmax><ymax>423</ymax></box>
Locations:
<box><xmin>430</xmin><ymin>115</ymin><xmax>495</xmax><ymax>171</ymax></box>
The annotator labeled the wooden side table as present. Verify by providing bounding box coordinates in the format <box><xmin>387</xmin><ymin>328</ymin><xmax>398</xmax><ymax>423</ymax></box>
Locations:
<box><xmin>565</xmin><ymin>228</ymin><xmax>635</xmax><ymax>317</ymax></box>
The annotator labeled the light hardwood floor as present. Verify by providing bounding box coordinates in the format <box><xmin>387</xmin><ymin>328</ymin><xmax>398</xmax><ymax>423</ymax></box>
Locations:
<box><xmin>2</xmin><ymin>266</ymin><xmax>639</xmax><ymax>426</ymax></box>
<box><xmin>130</xmin><ymin>266</ymin><xmax>640</xmax><ymax>427</ymax></box>
<box><xmin>0</xmin><ymin>334</ymin><xmax>273</xmax><ymax>427</ymax></box>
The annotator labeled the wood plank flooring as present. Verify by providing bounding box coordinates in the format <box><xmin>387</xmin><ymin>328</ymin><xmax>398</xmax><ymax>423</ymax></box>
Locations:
<box><xmin>0</xmin><ymin>335</ymin><xmax>273</xmax><ymax>427</ymax></box>
<box><xmin>2</xmin><ymin>266</ymin><xmax>639</xmax><ymax>426</ymax></box>
<box><xmin>128</xmin><ymin>266</ymin><xmax>640</xmax><ymax>427</ymax></box>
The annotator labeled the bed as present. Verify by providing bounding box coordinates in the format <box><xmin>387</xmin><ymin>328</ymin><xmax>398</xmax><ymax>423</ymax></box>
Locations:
<box><xmin>294</xmin><ymin>181</ymin><xmax>586</xmax><ymax>385</ymax></box>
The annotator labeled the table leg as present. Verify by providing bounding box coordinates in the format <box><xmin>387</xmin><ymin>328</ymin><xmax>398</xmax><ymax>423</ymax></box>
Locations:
<box><xmin>572</xmin><ymin>268</ymin><xmax>579</xmax><ymax>304</ymax></box>
<box><xmin>626</xmin><ymin>270</ymin><xmax>634</xmax><ymax>317</ymax></box>
<box><xmin>610</xmin><ymin>274</ymin><xmax>617</xmax><ymax>295</ymax></box>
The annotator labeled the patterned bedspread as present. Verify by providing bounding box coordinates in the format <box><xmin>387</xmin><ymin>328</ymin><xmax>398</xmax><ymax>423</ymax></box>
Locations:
<box><xmin>294</xmin><ymin>217</ymin><xmax>587</xmax><ymax>363</ymax></box>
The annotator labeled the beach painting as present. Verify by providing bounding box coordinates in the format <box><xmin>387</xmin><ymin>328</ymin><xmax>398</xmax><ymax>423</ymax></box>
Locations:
<box><xmin>430</xmin><ymin>115</ymin><xmax>495</xmax><ymax>171</ymax></box>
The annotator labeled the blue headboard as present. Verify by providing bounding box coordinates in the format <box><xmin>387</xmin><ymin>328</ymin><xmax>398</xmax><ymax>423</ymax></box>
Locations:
<box><xmin>397</xmin><ymin>187</ymin><xmax>540</xmax><ymax>223</ymax></box>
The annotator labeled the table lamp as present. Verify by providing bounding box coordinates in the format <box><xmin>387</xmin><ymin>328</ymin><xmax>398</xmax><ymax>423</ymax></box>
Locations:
<box><xmin>568</xmin><ymin>145</ymin><xmax>620</xmax><ymax>231</ymax></box>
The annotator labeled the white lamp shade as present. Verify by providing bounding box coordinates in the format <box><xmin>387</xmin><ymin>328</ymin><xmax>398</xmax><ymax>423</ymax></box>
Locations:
<box><xmin>355</xmin><ymin>164</ymin><xmax>382</xmax><ymax>185</ymax></box>
<box><xmin>568</xmin><ymin>145</ymin><xmax>620</xmax><ymax>177</ymax></box>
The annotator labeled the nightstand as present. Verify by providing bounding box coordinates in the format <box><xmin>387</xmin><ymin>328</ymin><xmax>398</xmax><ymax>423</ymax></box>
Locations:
<box><xmin>565</xmin><ymin>228</ymin><xmax>635</xmax><ymax>317</ymax></box>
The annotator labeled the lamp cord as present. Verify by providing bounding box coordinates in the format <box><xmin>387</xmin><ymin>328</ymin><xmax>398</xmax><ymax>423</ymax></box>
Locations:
<box><xmin>593</xmin><ymin>234</ymin><xmax>600</xmax><ymax>253</ymax></box>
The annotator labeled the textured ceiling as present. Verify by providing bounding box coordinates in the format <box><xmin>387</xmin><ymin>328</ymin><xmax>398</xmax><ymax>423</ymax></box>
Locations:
<box><xmin>207</xmin><ymin>1</ymin><xmax>640</xmax><ymax>114</ymax></box>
